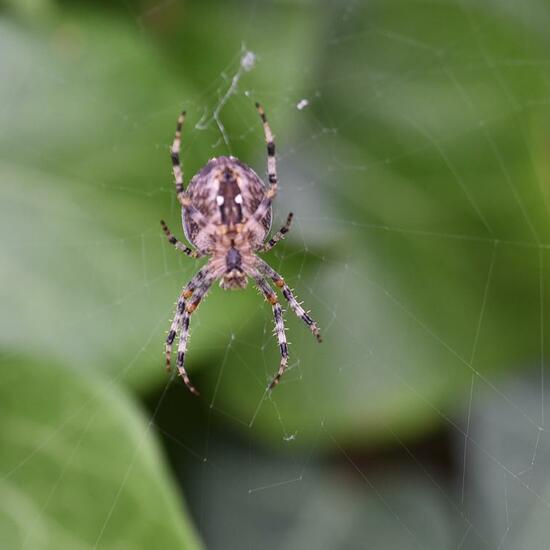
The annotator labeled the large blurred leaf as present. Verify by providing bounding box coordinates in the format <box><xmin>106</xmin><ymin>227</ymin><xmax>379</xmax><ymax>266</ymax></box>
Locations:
<box><xmin>203</xmin><ymin>0</ymin><xmax>550</xmax><ymax>446</ymax></box>
<box><xmin>0</xmin><ymin>358</ymin><xmax>202</xmax><ymax>549</ymax></box>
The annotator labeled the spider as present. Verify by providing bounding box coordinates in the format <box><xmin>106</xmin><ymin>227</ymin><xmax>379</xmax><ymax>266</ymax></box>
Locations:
<box><xmin>161</xmin><ymin>103</ymin><xmax>321</xmax><ymax>395</ymax></box>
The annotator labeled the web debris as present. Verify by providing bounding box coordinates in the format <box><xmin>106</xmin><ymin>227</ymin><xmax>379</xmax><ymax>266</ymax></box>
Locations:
<box><xmin>283</xmin><ymin>431</ymin><xmax>298</xmax><ymax>442</ymax></box>
<box><xmin>195</xmin><ymin>44</ymin><xmax>257</xmax><ymax>150</ymax></box>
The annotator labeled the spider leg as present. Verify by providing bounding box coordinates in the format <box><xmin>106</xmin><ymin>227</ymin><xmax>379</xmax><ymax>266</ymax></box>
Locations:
<box><xmin>170</xmin><ymin>111</ymin><xmax>208</xmax><ymax>227</ymax></box>
<box><xmin>175</xmin><ymin>272</ymin><xmax>217</xmax><ymax>395</ymax></box>
<box><xmin>255</xmin><ymin>102</ymin><xmax>278</xmax><ymax>188</ymax></box>
<box><xmin>258</xmin><ymin>212</ymin><xmax>293</xmax><ymax>253</ymax></box>
<box><xmin>160</xmin><ymin>220</ymin><xmax>206</xmax><ymax>258</ymax></box>
<box><xmin>254</xmin><ymin>275</ymin><xmax>290</xmax><ymax>391</ymax></box>
<box><xmin>256</xmin><ymin>258</ymin><xmax>322</xmax><ymax>343</ymax></box>
<box><xmin>165</xmin><ymin>265</ymin><xmax>210</xmax><ymax>375</ymax></box>
<box><xmin>176</xmin><ymin>309</ymin><xmax>198</xmax><ymax>395</ymax></box>
<box><xmin>245</xmin><ymin>103</ymin><xmax>279</xmax><ymax>229</ymax></box>
<box><xmin>170</xmin><ymin>111</ymin><xmax>186</xmax><ymax>202</ymax></box>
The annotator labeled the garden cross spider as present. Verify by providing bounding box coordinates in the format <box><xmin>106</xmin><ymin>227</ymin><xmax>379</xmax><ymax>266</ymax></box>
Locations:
<box><xmin>161</xmin><ymin>103</ymin><xmax>322</xmax><ymax>395</ymax></box>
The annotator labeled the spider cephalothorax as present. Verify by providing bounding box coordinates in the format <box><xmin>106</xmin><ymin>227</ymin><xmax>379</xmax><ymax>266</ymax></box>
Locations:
<box><xmin>161</xmin><ymin>103</ymin><xmax>321</xmax><ymax>395</ymax></box>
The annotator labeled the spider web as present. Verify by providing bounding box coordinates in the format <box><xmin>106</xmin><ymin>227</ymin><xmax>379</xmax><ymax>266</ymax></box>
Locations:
<box><xmin>3</xmin><ymin>0</ymin><xmax>550</xmax><ymax>548</ymax></box>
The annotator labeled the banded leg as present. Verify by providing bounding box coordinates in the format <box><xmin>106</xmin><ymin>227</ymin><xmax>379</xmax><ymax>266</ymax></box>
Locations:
<box><xmin>166</xmin><ymin>295</ymin><xmax>185</xmax><ymax>370</ymax></box>
<box><xmin>246</xmin><ymin>103</ymin><xmax>279</xmax><ymax>229</ymax></box>
<box><xmin>175</xmin><ymin>275</ymin><xmax>216</xmax><ymax>395</ymax></box>
<box><xmin>160</xmin><ymin>220</ymin><xmax>205</xmax><ymax>258</ymax></box>
<box><xmin>255</xmin><ymin>102</ymin><xmax>278</xmax><ymax>187</ymax></box>
<box><xmin>170</xmin><ymin>111</ymin><xmax>208</xmax><ymax>227</ymax></box>
<box><xmin>255</xmin><ymin>276</ymin><xmax>289</xmax><ymax>390</ymax></box>
<box><xmin>257</xmin><ymin>259</ymin><xmax>322</xmax><ymax>342</ymax></box>
<box><xmin>170</xmin><ymin>111</ymin><xmax>186</xmax><ymax>202</ymax></box>
<box><xmin>165</xmin><ymin>265</ymin><xmax>211</xmax><ymax>374</ymax></box>
<box><xmin>258</xmin><ymin>212</ymin><xmax>293</xmax><ymax>253</ymax></box>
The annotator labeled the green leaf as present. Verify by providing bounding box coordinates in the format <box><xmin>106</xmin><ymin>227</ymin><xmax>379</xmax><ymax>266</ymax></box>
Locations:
<box><xmin>203</xmin><ymin>0</ymin><xmax>550</xmax><ymax>446</ymax></box>
<box><xmin>0</xmin><ymin>357</ymin><xmax>202</xmax><ymax>549</ymax></box>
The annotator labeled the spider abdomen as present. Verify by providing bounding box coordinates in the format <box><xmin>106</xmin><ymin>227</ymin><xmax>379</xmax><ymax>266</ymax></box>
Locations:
<box><xmin>182</xmin><ymin>156</ymin><xmax>272</xmax><ymax>251</ymax></box>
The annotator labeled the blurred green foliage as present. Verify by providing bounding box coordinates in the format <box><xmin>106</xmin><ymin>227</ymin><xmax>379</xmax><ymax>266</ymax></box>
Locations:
<box><xmin>2</xmin><ymin>0</ymin><xmax>550</xmax><ymax>547</ymax></box>
<box><xmin>0</xmin><ymin>358</ymin><xmax>201</xmax><ymax>549</ymax></box>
